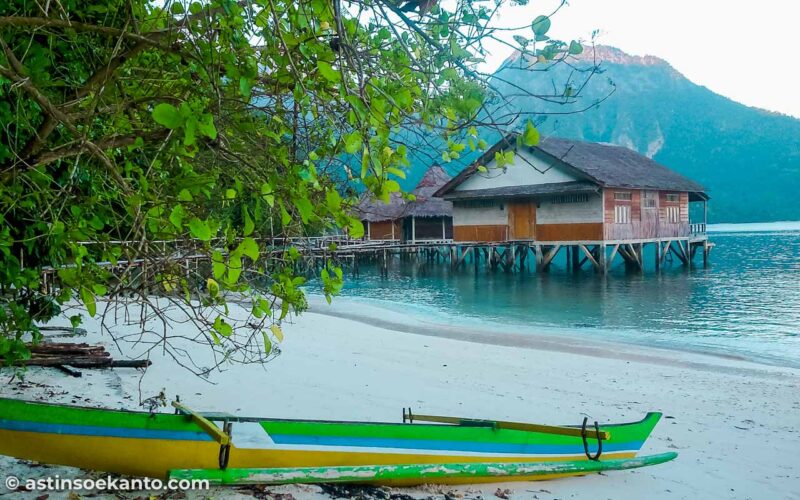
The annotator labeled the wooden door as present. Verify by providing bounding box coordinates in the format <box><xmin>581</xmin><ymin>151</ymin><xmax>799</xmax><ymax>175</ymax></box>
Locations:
<box><xmin>641</xmin><ymin>190</ymin><xmax>658</xmax><ymax>238</ymax></box>
<box><xmin>509</xmin><ymin>201</ymin><xmax>536</xmax><ymax>240</ymax></box>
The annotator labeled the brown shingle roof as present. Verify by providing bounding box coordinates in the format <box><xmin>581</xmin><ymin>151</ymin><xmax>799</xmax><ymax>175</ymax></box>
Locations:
<box><xmin>435</xmin><ymin>134</ymin><xmax>707</xmax><ymax>198</ymax></box>
<box><xmin>536</xmin><ymin>137</ymin><xmax>706</xmax><ymax>193</ymax></box>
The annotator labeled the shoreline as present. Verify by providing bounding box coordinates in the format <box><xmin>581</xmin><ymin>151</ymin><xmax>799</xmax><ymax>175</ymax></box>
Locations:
<box><xmin>305</xmin><ymin>294</ymin><xmax>799</xmax><ymax>373</ymax></box>
<box><xmin>2</xmin><ymin>301</ymin><xmax>799</xmax><ymax>499</ymax></box>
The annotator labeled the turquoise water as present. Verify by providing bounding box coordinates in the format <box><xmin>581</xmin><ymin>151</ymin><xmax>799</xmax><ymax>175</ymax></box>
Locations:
<box><xmin>316</xmin><ymin>224</ymin><xmax>800</xmax><ymax>368</ymax></box>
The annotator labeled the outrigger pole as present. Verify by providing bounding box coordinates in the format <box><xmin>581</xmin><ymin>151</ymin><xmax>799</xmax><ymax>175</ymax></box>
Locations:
<box><xmin>402</xmin><ymin>408</ymin><xmax>610</xmax><ymax>441</ymax></box>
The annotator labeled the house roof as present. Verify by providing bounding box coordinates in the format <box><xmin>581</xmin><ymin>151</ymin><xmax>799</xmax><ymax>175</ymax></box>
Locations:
<box><xmin>441</xmin><ymin>181</ymin><xmax>599</xmax><ymax>201</ymax></box>
<box><xmin>435</xmin><ymin>134</ymin><xmax>708</xmax><ymax>200</ymax></box>
<box><xmin>355</xmin><ymin>165</ymin><xmax>453</xmax><ymax>221</ymax></box>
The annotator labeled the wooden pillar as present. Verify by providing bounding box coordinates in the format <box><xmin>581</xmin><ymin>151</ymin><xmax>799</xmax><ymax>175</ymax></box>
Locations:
<box><xmin>638</xmin><ymin>242</ymin><xmax>644</xmax><ymax>272</ymax></box>
<box><xmin>703</xmin><ymin>240</ymin><xmax>710</xmax><ymax>268</ymax></box>
<box><xmin>598</xmin><ymin>244</ymin><xmax>607</xmax><ymax>274</ymax></box>
<box><xmin>367</xmin><ymin>221</ymin><xmax>371</xmax><ymax>240</ymax></box>
<box><xmin>571</xmin><ymin>245</ymin><xmax>580</xmax><ymax>272</ymax></box>
<box><xmin>534</xmin><ymin>244</ymin><xmax>543</xmax><ymax>272</ymax></box>
<box><xmin>654</xmin><ymin>241</ymin><xmax>661</xmax><ymax>271</ymax></box>
<box><xmin>441</xmin><ymin>218</ymin><xmax>446</xmax><ymax>240</ymax></box>
<box><xmin>411</xmin><ymin>216</ymin><xmax>416</xmax><ymax>244</ymax></box>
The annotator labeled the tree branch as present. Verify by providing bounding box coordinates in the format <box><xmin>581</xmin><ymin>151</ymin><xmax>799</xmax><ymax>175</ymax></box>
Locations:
<box><xmin>29</xmin><ymin>130</ymin><xmax>170</xmax><ymax>168</ymax></box>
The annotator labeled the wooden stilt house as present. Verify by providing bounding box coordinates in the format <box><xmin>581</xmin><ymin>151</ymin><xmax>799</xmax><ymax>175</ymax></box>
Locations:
<box><xmin>434</xmin><ymin>134</ymin><xmax>709</xmax><ymax>243</ymax></box>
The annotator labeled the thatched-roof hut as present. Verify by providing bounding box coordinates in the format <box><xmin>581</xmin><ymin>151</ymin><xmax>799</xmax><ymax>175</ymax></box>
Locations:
<box><xmin>355</xmin><ymin>165</ymin><xmax>453</xmax><ymax>241</ymax></box>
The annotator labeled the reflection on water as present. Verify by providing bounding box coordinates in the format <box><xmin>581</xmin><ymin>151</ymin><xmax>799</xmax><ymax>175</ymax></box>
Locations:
<box><xmin>322</xmin><ymin>227</ymin><xmax>800</xmax><ymax>368</ymax></box>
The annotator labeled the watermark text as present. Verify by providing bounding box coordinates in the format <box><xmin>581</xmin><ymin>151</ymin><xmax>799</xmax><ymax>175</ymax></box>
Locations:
<box><xmin>4</xmin><ymin>474</ymin><xmax>209</xmax><ymax>492</ymax></box>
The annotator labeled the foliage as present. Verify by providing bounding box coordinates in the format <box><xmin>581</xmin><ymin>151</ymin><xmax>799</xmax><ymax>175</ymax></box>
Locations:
<box><xmin>0</xmin><ymin>0</ymin><xmax>590</xmax><ymax>371</ymax></box>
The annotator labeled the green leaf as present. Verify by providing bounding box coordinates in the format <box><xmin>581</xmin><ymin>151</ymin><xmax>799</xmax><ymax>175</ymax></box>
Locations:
<box><xmin>207</xmin><ymin>278</ymin><xmax>220</xmax><ymax>297</ymax></box>
<box><xmin>214</xmin><ymin>316</ymin><xmax>233</xmax><ymax>337</ymax></box>
<box><xmin>347</xmin><ymin>217</ymin><xmax>364</xmax><ymax>239</ymax></box>
<box><xmin>169</xmin><ymin>205</ymin><xmax>185</xmax><ymax>228</ymax></box>
<box><xmin>325</xmin><ymin>190</ymin><xmax>341</xmax><ymax>212</ymax></box>
<box><xmin>152</xmin><ymin>103</ymin><xmax>183</xmax><ymax>129</ymax></box>
<box><xmin>317</xmin><ymin>61</ymin><xmax>341</xmax><ymax>82</ymax></box>
<box><xmin>280</xmin><ymin>203</ymin><xmax>291</xmax><ymax>226</ymax></box>
<box><xmin>80</xmin><ymin>287</ymin><xmax>96</xmax><ymax>317</ymax></box>
<box><xmin>523</xmin><ymin>120</ymin><xmax>540</xmax><ymax>147</ymax></box>
<box><xmin>569</xmin><ymin>40</ymin><xmax>584</xmax><ymax>55</ymax></box>
<box><xmin>344</xmin><ymin>131</ymin><xmax>362</xmax><ymax>154</ymax></box>
<box><xmin>212</xmin><ymin>251</ymin><xmax>226</xmax><ymax>280</ymax></box>
<box><xmin>531</xmin><ymin>15</ymin><xmax>551</xmax><ymax>36</ymax></box>
<box><xmin>188</xmin><ymin>217</ymin><xmax>212</xmax><ymax>241</ymax></box>
<box><xmin>197</xmin><ymin>114</ymin><xmax>217</xmax><ymax>139</ymax></box>
<box><xmin>178</xmin><ymin>189</ymin><xmax>193</xmax><ymax>201</ymax></box>
<box><xmin>236</xmin><ymin>237</ymin><xmax>260</xmax><ymax>261</ymax></box>
<box><xmin>261</xmin><ymin>183</ymin><xmax>275</xmax><ymax>207</ymax></box>
<box><xmin>239</xmin><ymin>77</ymin><xmax>252</xmax><ymax>98</ymax></box>
<box><xmin>227</xmin><ymin>254</ymin><xmax>242</xmax><ymax>284</ymax></box>
<box><xmin>293</xmin><ymin>197</ymin><xmax>313</xmax><ymax>223</ymax></box>
<box><xmin>242</xmin><ymin>207</ymin><xmax>255</xmax><ymax>236</ymax></box>
<box><xmin>225</xmin><ymin>188</ymin><xmax>237</xmax><ymax>199</ymax></box>
<box><xmin>270</xmin><ymin>323</ymin><xmax>284</xmax><ymax>342</ymax></box>
<box><xmin>262</xmin><ymin>331</ymin><xmax>272</xmax><ymax>354</ymax></box>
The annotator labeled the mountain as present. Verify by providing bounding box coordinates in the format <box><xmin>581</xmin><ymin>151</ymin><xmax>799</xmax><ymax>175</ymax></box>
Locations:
<box><xmin>482</xmin><ymin>45</ymin><xmax>800</xmax><ymax>223</ymax></box>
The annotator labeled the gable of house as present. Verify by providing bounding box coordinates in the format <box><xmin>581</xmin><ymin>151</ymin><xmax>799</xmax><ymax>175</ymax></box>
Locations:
<box><xmin>455</xmin><ymin>147</ymin><xmax>582</xmax><ymax>191</ymax></box>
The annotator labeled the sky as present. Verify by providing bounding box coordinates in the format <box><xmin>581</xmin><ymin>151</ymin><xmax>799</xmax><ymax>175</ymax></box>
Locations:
<box><xmin>480</xmin><ymin>0</ymin><xmax>800</xmax><ymax>118</ymax></box>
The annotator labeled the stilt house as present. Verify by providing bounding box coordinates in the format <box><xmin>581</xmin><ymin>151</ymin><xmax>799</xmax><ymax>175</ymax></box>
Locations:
<box><xmin>434</xmin><ymin>134</ymin><xmax>709</xmax><ymax>243</ymax></box>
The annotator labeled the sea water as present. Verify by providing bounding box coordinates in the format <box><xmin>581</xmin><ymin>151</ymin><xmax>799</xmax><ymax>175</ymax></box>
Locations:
<box><xmin>309</xmin><ymin>223</ymin><xmax>800</xmax><ymax>368</ymax></box>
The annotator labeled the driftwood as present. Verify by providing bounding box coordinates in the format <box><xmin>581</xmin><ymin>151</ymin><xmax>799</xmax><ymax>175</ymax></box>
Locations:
<box><xmin>30</xmin><ymin>343</ymin><xmax>109</xmax><ymax>356</ymax></box>
<box><xmin>2</xmin><ymin>342</ymin><xmax>151</xmax><ymax>370</ymax></box>
<box><xmin>21</xmin><ymin>356</ymin><xmax>151</xmax><ymax>368</ymax></box>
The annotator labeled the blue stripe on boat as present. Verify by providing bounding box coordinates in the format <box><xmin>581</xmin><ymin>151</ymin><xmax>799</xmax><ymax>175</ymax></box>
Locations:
<box><xmin>0</xmin><ymin>419</ymin><xmax>213</xmax><ymax>441</ymax></box>
<box><xmin>269</xmin><ymin>434</ymin><xmax>643</xmax><ymax>455</ymax></box>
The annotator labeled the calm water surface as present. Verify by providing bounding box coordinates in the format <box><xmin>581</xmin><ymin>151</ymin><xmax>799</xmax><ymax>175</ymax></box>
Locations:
<box><xmin>316</xmin><ymin>224</ymin><xmax>800</xmax><ymax>368</ymax></box>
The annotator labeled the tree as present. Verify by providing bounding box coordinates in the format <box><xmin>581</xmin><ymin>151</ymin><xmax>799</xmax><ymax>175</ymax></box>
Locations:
<box><xmin>0</xmin><ymin>0</ymin><xmax>595</xmax><ymax>373</ymax></box>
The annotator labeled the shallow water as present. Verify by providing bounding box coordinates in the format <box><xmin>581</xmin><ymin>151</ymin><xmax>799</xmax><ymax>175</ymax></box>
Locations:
<box><xmin>314</xmin><ymin>223</ymin><xmax>800</xmax><ymax>368</ymax></box>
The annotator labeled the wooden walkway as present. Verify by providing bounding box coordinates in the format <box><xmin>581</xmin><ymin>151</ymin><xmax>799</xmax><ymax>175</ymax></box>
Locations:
<box><xmin>321</xmin><ymin>235</ymin><xmax>712</xmax><ymax>276</ymax></box>
<box><xmin>37</xmin><ymin>234</ymin><xmax>712</xmax><ymax>294</ymax></box>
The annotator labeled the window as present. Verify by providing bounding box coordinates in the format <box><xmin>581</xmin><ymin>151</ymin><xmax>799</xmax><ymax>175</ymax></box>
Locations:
<box><xmin>460</xmin><ymin>200</ymin><xmax>495</xmax><ymax>209</ymax></box>
<box><xmin>643</xmin><ymin>198</ymin><xmax>656</xmax><ymax>208</ymax></box>
<box><xmin>666</xmin><ymin>193</ymin><xmax>680</xmax><ymax>202</ymax></box>
<box><xmin>550</xmin><ymin>193</ymin><xmax>589</xmax><ymax>204</ymax></box>
<box><xmin>614</xmin><ymin>205</ymin><xmax>631</xmax><ymax>224</ymax></box>
<box><xmin>614</xmin><ymin>192</ymin><xmax>632</xmax><ymax>201</ymax></box>
<box><xmin>667</xmin><ymin>206</ymin><xmax>680</xmax><ymax>223</ymax></box>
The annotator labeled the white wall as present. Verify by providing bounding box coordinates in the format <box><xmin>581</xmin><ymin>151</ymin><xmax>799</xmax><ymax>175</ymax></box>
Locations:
<box><xmin>452</xmin><ymin>203</ymin><xmax>507</xmax><ymax>226</ymax></box>
<box><xmin>456</xmin><ymin>148</ymin><xmax>578</xmax><ymax>191</ymax></box>
<box><xmin>537</xmin><ymin>193</ymin><xmax>603</xmax><ymax>224</ymax></box>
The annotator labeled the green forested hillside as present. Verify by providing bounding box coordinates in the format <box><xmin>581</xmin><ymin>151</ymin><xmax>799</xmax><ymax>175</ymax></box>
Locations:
<box><xmin>485</xmin><ymin>46</ymin><xmax>800</xmax><ymax>223</ymax></box>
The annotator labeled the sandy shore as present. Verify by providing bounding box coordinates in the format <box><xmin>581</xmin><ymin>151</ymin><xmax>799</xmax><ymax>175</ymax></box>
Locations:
<box><xmin>1</xmin><ymin>297</ymin><xmax>799</xmax><ymax>499</ymax></box>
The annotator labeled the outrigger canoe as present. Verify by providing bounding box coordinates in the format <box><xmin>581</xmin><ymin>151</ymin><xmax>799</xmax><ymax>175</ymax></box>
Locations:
<box><xmin>0</xmin><ymin>397</ymin><xmax>676</xmax><ymax>486</ymax></box>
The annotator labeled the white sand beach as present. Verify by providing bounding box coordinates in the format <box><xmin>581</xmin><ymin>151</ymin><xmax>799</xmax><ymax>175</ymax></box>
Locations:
<box><xmin>1</xmin><ymin>297</ymin><xmax>799</xmax><ymax>499</ymax></box>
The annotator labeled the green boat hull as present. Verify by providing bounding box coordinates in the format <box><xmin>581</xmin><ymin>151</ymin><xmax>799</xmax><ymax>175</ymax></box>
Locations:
<box><xmin>170</xmin><ymin>452</ymin><xmax>678</xmax><ymax>485</ymax></box>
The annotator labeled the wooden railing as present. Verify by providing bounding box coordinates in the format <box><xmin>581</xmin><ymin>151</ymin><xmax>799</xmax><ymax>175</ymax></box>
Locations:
<box><xmin>689</xmin><ymin>222</ymin><xmax>706</xmax><ymax>234</ymax></box>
